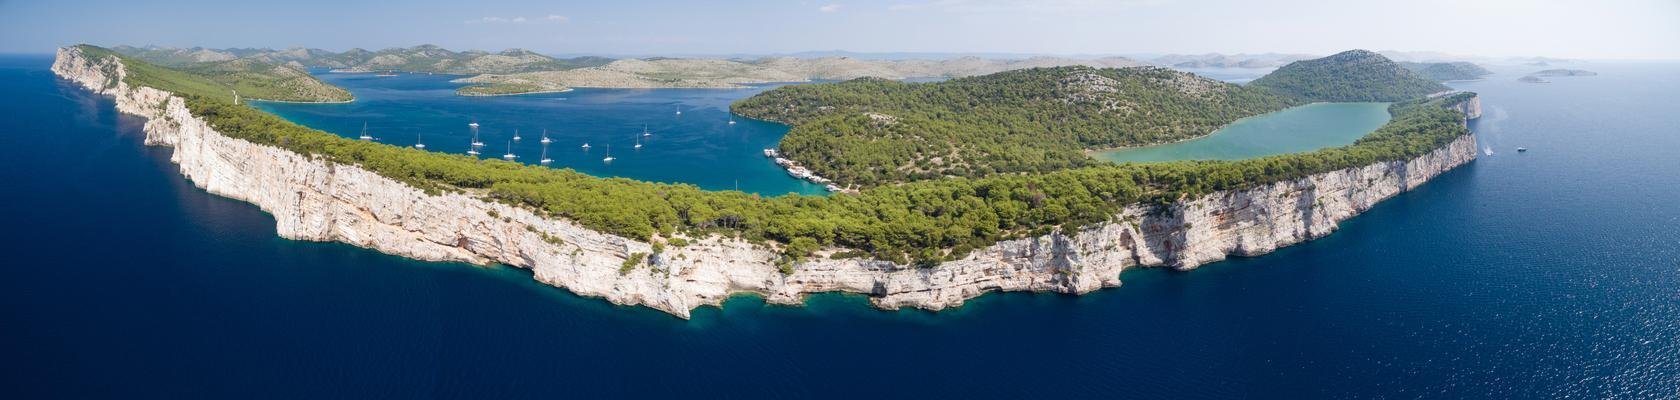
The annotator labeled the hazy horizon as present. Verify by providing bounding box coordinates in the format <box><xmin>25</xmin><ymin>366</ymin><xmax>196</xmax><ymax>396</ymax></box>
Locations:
<box><xmin>3</xmin><ymin>0</ymin><xmax>1677</xmax><ymax>60</ymax></box>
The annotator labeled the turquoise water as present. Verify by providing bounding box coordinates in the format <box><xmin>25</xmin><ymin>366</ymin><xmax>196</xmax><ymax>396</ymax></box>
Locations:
<box><xmin>253</xmin><ymin>72</ymin><xmax>828</xmax><ymax>196</ymax></box>
<box><xmin>6</xmin><ymin>56</ymin><xmax>1680</xmax><ymax>398</ymax></box>
<box><xmin>1094</xmin><ymin>102</ymin><xmax>1392</xmax><ymax>163</ymax></box>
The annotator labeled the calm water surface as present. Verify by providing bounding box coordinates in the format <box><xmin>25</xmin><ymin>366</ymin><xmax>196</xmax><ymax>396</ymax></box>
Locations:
<box><xmin>254</xmin><ymin>72</ymin><xmax>826</xmax><ymax>196</ymax></box>
<box><xmin>4</xmin><ymin>56</ymin><xmax>1680</xmax><ymax>398</ymax></box>
<box><xmin>1093</xmin><ymin>102</ymin><xmax>1392</xmax><ymax>163</ymax></box>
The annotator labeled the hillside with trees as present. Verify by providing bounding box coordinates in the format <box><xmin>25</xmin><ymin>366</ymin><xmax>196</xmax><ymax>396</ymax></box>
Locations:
<box><xmin>733</xmin><ymin>66</ymin><xmax>1297</xmax><ymax>187</ymax></box>
<box><xmin>1250</xmin><ymin>50</ymin><xmax>1449</xmax><ymax>102</ymax></box>
<box><xmin>1399</xmin><ymin>61</ymin><xmax>1493</xmax><ymax>81</ymax></box>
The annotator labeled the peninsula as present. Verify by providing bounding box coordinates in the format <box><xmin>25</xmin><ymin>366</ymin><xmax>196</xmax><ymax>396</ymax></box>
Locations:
<box><xmin>55</xmin><ymin>44</ymin><xmax>1478</xmax><ymax>318</ymax></box>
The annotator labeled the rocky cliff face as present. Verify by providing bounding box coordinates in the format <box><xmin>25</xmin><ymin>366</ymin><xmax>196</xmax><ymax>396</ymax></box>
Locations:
<box><xmin>1452</xmin><ymin>94</ymin><xmax>1483</xmax><ymax>119</ymax></box>
<box><xmin>54</xmin><ymin>46</ymin><xmax>1479</xmax><ymax>319</ymax></box>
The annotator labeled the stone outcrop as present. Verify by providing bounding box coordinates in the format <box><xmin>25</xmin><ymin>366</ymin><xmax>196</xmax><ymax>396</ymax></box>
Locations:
<box><xmin>54</xmin><ymin>46</ymin><xmax>1479</xmax><ymax>319</ymax></box>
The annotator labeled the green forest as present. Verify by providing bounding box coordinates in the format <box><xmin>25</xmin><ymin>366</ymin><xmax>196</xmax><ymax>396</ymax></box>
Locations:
<box><xmin>78</xmin><ymin>45</ymin><xmax>1475</xmax><ymax>267</ymax></box>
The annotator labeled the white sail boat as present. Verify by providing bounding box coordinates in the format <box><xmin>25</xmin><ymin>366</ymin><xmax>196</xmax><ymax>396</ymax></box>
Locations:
<box><xmin>674</xmin><ymin>107</ymin><xmax>682</xmax><ymax>116</ymax></box>
<box><xmin>540</xmin><ymin>143</ymin><xmax>552</xmax><ymax>164</ymax></box>
<box><xmin>540</xmin><ymin>129</ymin><xmax>552</xmax><ymax>144</ymax></box>
<box><xmin>581</xmin><ymin>142</ymin><xmax>591</xmax><ymax>149</ymax></box>
<box><xmin>634</xmin><ymin>134</ymin><xmax>643</xmax><ymax>150</ymax></box>
<box><xmin>502</xmin><ymin>140</ymin><xmax>517</xmax><ymax>160</ymax></box>
<box><xmin>414</xmin><ymin>133</ymin><xmax>426</xmax><ymax>149</ymax></box>
<box><xmin>466</xmin><ymin>136</ymin><xmax>480</xmax><ymax>156</ymax></box>
<box><xmin>602</xmin><ymin>144</ymin><xmax>615</xmax><ymax>162</ymax></box>
<box><xmin>513</xmin><ymin>129</ymin><xmax>522</xmax><ymax>142</ymax></box>
<box><xmin>469</xmin><ymin>121</ymin><xmax>485</xmax><ymax>147</ymax></box>
<box><xmin>642</xmin><ymin>125</ymin><xmax>652</xmax><ymax>137</ymax></box>
<box><xmin>359</xmin><ymin>122</ymin><xmax>373</xmax><ymax>141</ymax></box>
<box><xmin>729</xmin><ymin>115</ymin><xmax>737</xmax><ymax>125</ymax></box>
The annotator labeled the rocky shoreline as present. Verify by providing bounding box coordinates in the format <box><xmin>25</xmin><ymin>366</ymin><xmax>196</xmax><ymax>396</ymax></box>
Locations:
<box><xmin>53</xmin><ymin>46</ymin><xmax>1479</xmax><ymax>319</ymax></box>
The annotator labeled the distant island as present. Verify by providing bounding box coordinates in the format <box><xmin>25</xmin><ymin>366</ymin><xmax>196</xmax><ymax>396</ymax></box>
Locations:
<box><xmin>1519</xmin><ymin>68</ymin><xmax>1597</xmax><ymax>83</ymax></box>
<box><xmin>1532</xmin><ymin>69</ymin><xmax>1598</xmax><ymax>77</ymax></box>
<box><xmin>454</xmin><ymin>55</ymin><xmax>1149</xmax><ymax>96</ymax></box>
<box><xmin>57</xmin><ymin>44</ymin><xmax>1479</xmax><ymax>317</ymax></box>
<box><xmin>113</xmin><ymin>44</ymin><xmax>1156</xmax><ymax>97</ymax></box>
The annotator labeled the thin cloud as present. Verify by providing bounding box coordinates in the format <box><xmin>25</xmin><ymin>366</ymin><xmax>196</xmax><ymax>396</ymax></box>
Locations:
<box><xmin>465</xmin><ymin>14</ymin><xmax>569</xmax><ymax>25</ymax></box>
<box><xmin>818</xmin><ymin>4</ymin><xmax>843</xmax><ymax>13</ymax></box>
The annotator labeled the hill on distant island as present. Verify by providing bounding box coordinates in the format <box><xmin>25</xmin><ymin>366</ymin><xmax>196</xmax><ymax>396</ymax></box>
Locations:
<box><xmin>1250</xmin><ymin>50</ymin><xmax>1449</xmax><ymax>102</ymax></box>
<box><xmin>1398</xmin><ymin>61</ymin><xmax>1493</xmax><ymax>81</ymax></box>
<box><xmin>94</xmin><ymin>46</ymin><xmax>350</xmax><ymax>102</ymax></box>
<box><xmin>115</xmin><ymin>45</ymin><xmax>612</xmax><ymax>75</ymax></box>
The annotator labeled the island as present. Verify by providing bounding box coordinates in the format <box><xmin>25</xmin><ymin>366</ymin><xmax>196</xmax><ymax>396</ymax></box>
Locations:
<box><xmin>54</xmin><ymin>45</ymin><xmax>1478</xmax><ymax>318</ymax></box>
<box><xmin>112</xmin><ymin>44</ymin><xmax>1155</xmax><ymax>96</ymax></box>
<box><xmin>1519</xmin><ymin>68</ymin><xmax>1597</xmax><ymax>83</ymax></box>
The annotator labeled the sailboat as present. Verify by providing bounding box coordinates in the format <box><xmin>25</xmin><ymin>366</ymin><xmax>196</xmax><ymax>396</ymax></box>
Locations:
<box><xmin>469</xmin><ymin>121</ymin><xmax>485</xmax><ymax>147</ymax></box>
<box><xmin>513</xmin><ymin>129</ymin><xmax>522</xmax><ymax>142</ymax></box>
<box><xmin>540</xmin><ymin>143</ymin><xmax>552</xmax><ymax>164</ymax></box>
<box><xmin>641</xmin><ymin>124</ymin><xmax>652</xmax><ymax>137</ymax></box>
<box><xmin>502</xmin><ymin>140</ymin><xmax>517</xmax><ymax>160</ymax></box>
<box><xmin>674</xmin><ymin>107</ymin><xmax>682</xmax><ymax>116</ymax></box>
<box><xmin>602</xmin><ymin>145</ymin><xmax>615</xmax><ymax>162</ymax></box>
<box><xmin>634</xmin><ymin>134</ymin><xmax>643</xmax><ymax>150</ymax></box>
<box><xmin>581</xmin><ymin>142</ymin><xmax>591</xmax><ymax>149</ymax></box>
<box><xmin>414</xmin><ymin>133</ymin><xmax>426</xmax><ymax>149</ymax></box>
<box><xmin>540</xmin><ymin>129</ymin><xmax>552</xmax><ymax>144</ymax></box>
<box><xmin>359</xmin><ymin>122</ymin><xmax>373</xmax><ymax>141</ymax></box>
<box><xmin>728</xmin><ymin>115</ymin><xmax>737</xmax><ymax>125</ymax></box>
<box><xmin>466</xmin><ymin>137</ymin><xmax>480</xmax><ymax>156</ymax></box>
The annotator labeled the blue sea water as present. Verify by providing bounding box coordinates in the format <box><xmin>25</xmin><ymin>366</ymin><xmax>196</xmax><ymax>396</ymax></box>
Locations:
<box><xmin>4</xmin><ymin>55</ymin><xmax>1680</xmax><ymax>398</ymax></box>
<box><xmin>254</xmin><ymin>72</ymin><xmax>828</xmax><ymax>196</ymax></box>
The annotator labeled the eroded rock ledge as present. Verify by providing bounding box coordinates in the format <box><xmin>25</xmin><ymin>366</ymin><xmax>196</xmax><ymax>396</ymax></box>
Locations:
<box><xmin>53</xmin><ymin>46</ymin><xmax>1479</xmax><ymax>319</ymax></box>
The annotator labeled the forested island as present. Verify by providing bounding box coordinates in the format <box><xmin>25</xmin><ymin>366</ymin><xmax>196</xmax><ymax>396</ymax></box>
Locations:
<box><xmin>67</xmin><ymin>45</ymin><xmax>1472</xmax><ymax>266</ymax></box>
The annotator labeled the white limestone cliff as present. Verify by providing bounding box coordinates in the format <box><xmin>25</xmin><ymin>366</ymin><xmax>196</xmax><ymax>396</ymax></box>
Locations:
<box><xmin>54</xmin><ymin>46</ymin><xmax>1479</xmax><ymax>319</ymax></box>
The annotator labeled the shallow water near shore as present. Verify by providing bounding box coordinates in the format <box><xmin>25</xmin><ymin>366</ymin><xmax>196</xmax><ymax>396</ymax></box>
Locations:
<box><xmin>6</xmin><ymin>56</ymin><xmax>1680</xmax><ymax>398</ymax></box>
<box><xmin>1092</xmin><ymin>102</ymin><xmax>1392</xmax><ymax>163</ymax></box>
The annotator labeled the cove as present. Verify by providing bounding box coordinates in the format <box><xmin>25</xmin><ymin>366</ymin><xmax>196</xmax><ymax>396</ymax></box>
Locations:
<box><xmin>253</xmin><ymin>72</ymin><xmax>828</xmax><ymax>196</ymax></box>
<box><xmin>1093</xmin><ymin>102</ymin><xmax>1392</xmax><ymax>163</ymax></box>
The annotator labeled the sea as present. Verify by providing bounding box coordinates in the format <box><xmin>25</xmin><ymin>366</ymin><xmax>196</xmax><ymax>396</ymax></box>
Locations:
<box><xmin>3</xmin><ymin>55</ymin><xmax>1678</xmax><ymax>398</ymax></box>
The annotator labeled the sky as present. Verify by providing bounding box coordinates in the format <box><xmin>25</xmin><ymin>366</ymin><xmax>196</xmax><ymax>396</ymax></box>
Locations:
<box><xmin>1</xmin><ymin>0</ymin><xmax>1676</xmax><ymax>59</ymax></box>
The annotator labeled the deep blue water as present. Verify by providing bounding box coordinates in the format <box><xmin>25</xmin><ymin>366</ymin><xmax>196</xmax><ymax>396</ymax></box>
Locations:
<box><xmin>4</xmin><ymin>54</ymin><xmax>1680</xmax><ymax>398</ymax></box>
<box><xmin>254</xmin><ymin>72</ymin><xmax>827</xmax><ymax>196</ymax></box>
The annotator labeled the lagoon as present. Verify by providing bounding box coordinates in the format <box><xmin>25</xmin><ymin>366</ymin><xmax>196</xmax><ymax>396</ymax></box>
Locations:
<box><xmin>1093</xmin><ymin>102</ymin><xmax>1393</xmax><ymax>163</ymax></box>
